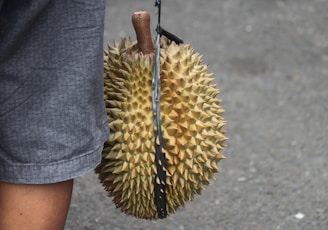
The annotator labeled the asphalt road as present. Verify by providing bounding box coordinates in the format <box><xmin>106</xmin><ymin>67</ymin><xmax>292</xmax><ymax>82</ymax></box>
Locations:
<box><xmin>65</xmin><ymin>0</ymin><xmax>328</xmax><ymax>229</ymax></box>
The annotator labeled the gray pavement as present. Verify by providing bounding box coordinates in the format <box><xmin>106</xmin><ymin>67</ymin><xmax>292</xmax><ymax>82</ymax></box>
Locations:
<box><xmin>66</xmin><ymin>0</ymin><xmax>328</xmax><ymax>229</ymax></box>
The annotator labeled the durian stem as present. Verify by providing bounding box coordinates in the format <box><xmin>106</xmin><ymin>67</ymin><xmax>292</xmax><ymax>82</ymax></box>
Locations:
<box><xmin>132</xmin><ymin>11</ymin><xmax>154</xmax><ymax>54</ymax></box>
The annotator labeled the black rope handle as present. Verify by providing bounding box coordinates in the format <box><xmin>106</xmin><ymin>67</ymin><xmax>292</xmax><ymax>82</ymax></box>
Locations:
<box><xmin>155</xmin><ymin>0</ymin><xmax>184</xmax><ymax>44</ymax></box>
<box><xmin>157</xmin><ymin>26</ymin><xmax>184</xmax><ymax>44</ymax></box>
<box><xmin>153</xmin><ymin>0</ymin><xmax>184</xmax><ymax>219</ymax></box>
<box><xmin>153</xmin><ymin>0</ymin><xmax>167</xmax><ymax>219</ymax></box>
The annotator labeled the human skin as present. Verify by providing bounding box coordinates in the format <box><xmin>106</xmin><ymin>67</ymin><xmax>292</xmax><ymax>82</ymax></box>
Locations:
<box><xmin>0</xmin><ymin>179</ymin><xmax>73</xmax><ymax>230</ymax></box>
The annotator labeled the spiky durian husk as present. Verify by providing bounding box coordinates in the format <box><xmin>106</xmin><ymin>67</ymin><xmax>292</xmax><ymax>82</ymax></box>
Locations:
<box><xmin>96</xmin><ymin>37</ymin><xmax>227</xmax><ymax>219</ymax></box>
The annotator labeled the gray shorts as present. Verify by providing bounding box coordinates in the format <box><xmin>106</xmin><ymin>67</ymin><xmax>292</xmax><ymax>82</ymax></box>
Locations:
<box><xmin>0</xmin><ymin>0</ymin><xmax>109</xmax><ymax>184</ymax></box>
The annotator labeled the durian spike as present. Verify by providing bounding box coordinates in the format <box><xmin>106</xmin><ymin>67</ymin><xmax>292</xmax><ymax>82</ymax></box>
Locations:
<box><xmin>132</xmin><ymin>11</ymin><xmax>154</xmax><ymax>54</ymax></box>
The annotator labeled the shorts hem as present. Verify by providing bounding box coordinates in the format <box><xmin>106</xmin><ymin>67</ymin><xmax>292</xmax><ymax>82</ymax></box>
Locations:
<box><xmin>0</xmin><ymin>144</ymin><xmax>104</xmax><ymax>184</ymax></box>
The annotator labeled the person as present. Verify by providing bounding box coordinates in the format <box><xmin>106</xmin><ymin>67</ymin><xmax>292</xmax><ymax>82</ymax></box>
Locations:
<box><xmin>0</xmin><ymin>0</ymin><xmax>109</xmax><ymax>229</ymax></box>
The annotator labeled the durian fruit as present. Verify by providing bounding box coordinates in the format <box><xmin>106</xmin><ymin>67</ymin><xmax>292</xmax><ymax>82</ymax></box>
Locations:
<box><xmin>96</xmin><ymin>12</ymin><xmax>227</xmax><ymax>220</ymax></box>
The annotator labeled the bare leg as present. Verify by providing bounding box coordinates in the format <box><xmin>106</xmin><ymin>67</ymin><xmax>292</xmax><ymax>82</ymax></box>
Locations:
<box><xmin>0</xmin><ymin>179</ymin><xmax>73</xmax><ymax>230</ymax></box>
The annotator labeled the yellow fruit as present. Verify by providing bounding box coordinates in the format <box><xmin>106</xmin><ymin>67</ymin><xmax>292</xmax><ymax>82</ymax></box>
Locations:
<box><xmin>95</xmin><ymin>37</ymin><xmax>227</xmax><ymax>219</ymax></box>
